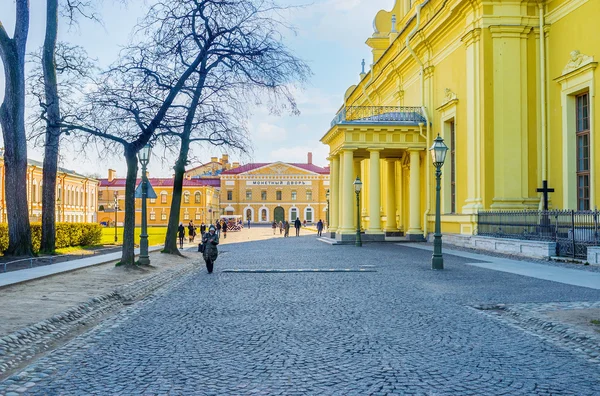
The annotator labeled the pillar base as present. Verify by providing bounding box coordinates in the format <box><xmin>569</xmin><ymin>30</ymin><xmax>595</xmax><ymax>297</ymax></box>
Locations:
<box><xmin>461</xmin><ymin>200</ymin><xmax>483</xmax><ymax>214</ymax></box>
<box><xmin>405</xmin><ymin>232</ymin><xmax>425</xmax><ymax>241</ymax></box>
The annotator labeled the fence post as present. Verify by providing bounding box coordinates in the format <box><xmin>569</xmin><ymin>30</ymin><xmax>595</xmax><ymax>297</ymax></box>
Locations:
<box><xmin>571</xmin><ymin>210</ymin><xmax>576</xmax><ymax>258</ymax></box>
<box><xmin>30</xmin><ymin>258</ymin><xmax>33</xmax><ymax>268</ymax></box>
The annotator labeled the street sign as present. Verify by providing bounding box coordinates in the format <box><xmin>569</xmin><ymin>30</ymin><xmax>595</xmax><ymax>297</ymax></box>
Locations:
<box><xmin>134</xmin><ymin>180</ymin><xmax>158</xmax><ymax>199</ymax></box>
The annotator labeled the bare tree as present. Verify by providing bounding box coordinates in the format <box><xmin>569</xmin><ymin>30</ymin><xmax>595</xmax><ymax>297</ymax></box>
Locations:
<box><xmin>132</xmin><ymin>0</ymin><xmax>310</xmax><ymax>254</ymax></box>
<box><xmin>0</xmin><ymin>0</ymin><xmax>32</xmax><ymax>256</ymax></box>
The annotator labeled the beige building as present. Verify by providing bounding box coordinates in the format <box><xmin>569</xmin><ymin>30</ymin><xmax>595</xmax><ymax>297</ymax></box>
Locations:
<box><xmin>0</xmin><ymin>156</ymin><xmax>99</xmax><ymax>224</ymax></box>
<box><xmin>219</xmin><ymin>153</ymin><xmax>330</xmax><ymax>224</ymax></box>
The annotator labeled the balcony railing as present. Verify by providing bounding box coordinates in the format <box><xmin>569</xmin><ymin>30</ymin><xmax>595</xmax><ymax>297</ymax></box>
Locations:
<box><xmin>331</xmin><ymin>106</ymin><xmax>426</xmax><ymax>127</ymax></box>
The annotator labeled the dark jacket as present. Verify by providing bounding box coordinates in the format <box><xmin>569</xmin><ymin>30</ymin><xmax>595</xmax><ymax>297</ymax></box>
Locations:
<box><xmin>202</xmin><ymin>231</ymin><xmax>219</xmax><ymax>261</ymax></box>
<box><xmin>294</xmin><ymin>218</ymin><xmax>301</xmax><ymax>229</ymax></box>
<box><xmin>317</xmin><ymin>221</ymin><xmax>323</xmax><ymax>231</ymax></box>
<box><xmin>178</xmin><ymin>225</ymin><xmax>185</xmax><ymax>238</ymax></box>
<box><xmin>222</xmin><ymin>222</ymin><xmax>228</xmax><ymax>232</ymax></box>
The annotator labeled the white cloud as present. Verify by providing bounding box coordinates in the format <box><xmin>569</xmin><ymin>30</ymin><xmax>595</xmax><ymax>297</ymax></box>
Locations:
<box><xmin>252</xmin><ymin>122</ymin><xmax>288</xmax><ymax>142</ymax></box>
<box><xmin>269</xmin><ymin>144</ymin><xmax>330</xmax><ymax>167</ymax></box>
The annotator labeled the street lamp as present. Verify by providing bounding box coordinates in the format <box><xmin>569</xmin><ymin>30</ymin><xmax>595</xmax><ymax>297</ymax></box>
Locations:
<box><xmin>113</xmin><ymin>191</ymin><xmax>118</xmax><ymax>243</ymax></box>
<box><xmin>325</xmin><ymin>189</ymin><xmax>330</xmax><ymax>232</ymax></box>
<box><xmin>429</xmin><ymin>135</ymin><xmax>448</xmax><ymax>270</ymax></box>
<box><xmin>138</xmin><ymin>144</ymin><xmax>152</xmax><ymax>265</ymax></box>
<box><xmin>353</xmin><ymin>177</ymin><xmax>363</xmax><ymax>247</ymax></box>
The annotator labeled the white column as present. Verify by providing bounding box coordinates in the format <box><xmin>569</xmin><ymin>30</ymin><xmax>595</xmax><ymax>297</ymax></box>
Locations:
<box><xmin>339</xmin><ymin>149</ymin><xmax>356</xmax><ymax>233</ymax></box>
<box><xmin>329</xmin><ymin>155</ymin><xmax>340</xmax><ymax>232</ymax></box>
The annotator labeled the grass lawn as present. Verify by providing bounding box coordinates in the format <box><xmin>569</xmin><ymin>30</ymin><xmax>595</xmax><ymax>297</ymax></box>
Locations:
<box><xmin>101</xmin><ymin>226</ymin><xmax>169</xmax><ymax>247</ymax></box>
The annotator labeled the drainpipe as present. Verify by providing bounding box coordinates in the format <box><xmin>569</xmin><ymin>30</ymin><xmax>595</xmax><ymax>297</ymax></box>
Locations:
<box><xmin>406</xmin><ymin>0</ymin><xmax>431</xmax><ymax>238</ymax></box>
<box><xmin>538</xmin><ymin>2</ymin><xmax>548</xmax><ymax>209</ymax></box>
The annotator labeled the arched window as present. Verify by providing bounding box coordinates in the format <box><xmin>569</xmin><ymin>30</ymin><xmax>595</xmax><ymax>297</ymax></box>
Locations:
<box><xmin>246</xmin><ymin>209</ymin><xmax>252</xmax><ymax>221</ymax></box>
<box><xmin>261</xmin><ymin>209</ymin><xmax>267</xmax><ymax>222</ymax></box>
<box><xmin>161</xmin><ymin>191</ymin><xmax>168</xmax><ymax>204</ymax></box>
<box><xmin>184</xmin><ymin>192</ymin><xmax>190</xmax><ymax>203</ymax></box>
<box><xmin>290</xmin><ymin>208</ymin><xmax>298</xmax><ymax>221</ymax></box>
<box><xmin>195</xmin><ymin>192</ymin><xmax>201</xmax><ymax>203</ymax></box>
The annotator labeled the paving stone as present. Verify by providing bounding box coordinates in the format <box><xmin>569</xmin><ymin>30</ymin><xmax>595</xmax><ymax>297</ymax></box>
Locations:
<box><xmin>2</xmin><ymin>238</ymin><xmax>600</xmax><ymax>394</ymax></box>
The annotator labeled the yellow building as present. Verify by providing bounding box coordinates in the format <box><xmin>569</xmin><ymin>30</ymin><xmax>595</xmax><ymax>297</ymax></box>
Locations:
<box><xmin>321</xmin><ymin>0</ymin><xmax>599</xmax><ymax>242</ymax></box>
<box><xmin>219</xmin><ymin>153</ymin><xmax>330</xmax><ymax>224</ymax></box>
<box><xmin>0</xmin><ymin>156</ymin><xmax>99</xmax><ymax>224</ymax></box>
<box><xmin>97</xmin><ymin>169</ymin><xmax>220</xmax><ymax>226</ymax></box>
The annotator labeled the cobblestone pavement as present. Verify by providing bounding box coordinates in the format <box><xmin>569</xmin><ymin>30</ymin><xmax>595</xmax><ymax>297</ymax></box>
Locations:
<box><xmin>2</xmin><ymin>237</ymin><xmax>600</xmax><ymax>395</ymax></box>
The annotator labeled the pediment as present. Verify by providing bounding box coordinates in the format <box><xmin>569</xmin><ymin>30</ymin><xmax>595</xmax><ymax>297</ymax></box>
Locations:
<box><xmin>244</xmin><ymin>162</ymin><xmax>318</xmax><ymax>176</ymax></box>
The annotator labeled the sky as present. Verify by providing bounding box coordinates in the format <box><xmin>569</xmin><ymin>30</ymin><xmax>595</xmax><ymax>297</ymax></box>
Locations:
<box><xmin>0</xmin><ymin>0</ymin><xmax>392</xmax><ymax>178</ymax></box>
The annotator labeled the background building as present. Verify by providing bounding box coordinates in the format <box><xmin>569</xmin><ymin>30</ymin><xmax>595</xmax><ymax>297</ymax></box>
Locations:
<box><xmin>322</xmin><ymin>0</ymin><xmax>599</xmax><ymax>242</ymax></box>
<box><xmin>219</xmin><ymin>153</ymin><xmax>330</xmax><ymax>224</ymax></box>
<box><xmin>0</xmin><ymin>156</ymin><xmax>99</xmax><ymax>224</ymax></box>
<box><xmin>97</xmin><ymin>170</ymin><xmax>220</xmax><ymax>226</ymax></box>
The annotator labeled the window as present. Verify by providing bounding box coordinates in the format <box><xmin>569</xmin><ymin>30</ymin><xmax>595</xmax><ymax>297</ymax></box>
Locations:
<box><xmin>305</xmin><ymin>208</ymin><xmax>313</xmax><ymax>222</ymax></box>
<box><xmin>183</xmin><ymin>192</ymin><xmax>189</xmax><ymax>203</ymax></box>
<box><xmin>161</xmin><ymin>212</ymin><xmax>167</xmax><ymax>220</ymax></box>
<box><xmin>150</xmin><ymin>212</ymin><xmax>156</xmax><ymax>220</ymax></box>
<box><xmin>306</xmin><ymin>190</ymin><xmax>312</xmax><ymax>201</ymax></box>
<box><xmin>291</xmin><ymin>191</ymin><xmax>297</xmax><ymax>201</ymax></box>
<box><xmin>161</xmin><ymin>192</ymin><xmax>167</xmax><ymax>204</ymax></box>
<box><xmin>261</xmin><ymin>191</ymin><xmax>267</xmax><ymax>200</ymax></box>
<box><xmin>246</xmin><ymin>190</ymin><xmax>252</xmax><ymax>200</ymax></box>
<box><xmin>276</xmin><ymin>191</ymin><xmax>282</xmax><ymax>200</ymax></box>
<box><xmin>150</xmin><ymin>197</ymin><xmax>156</xmax><ymax>204</ymax></box>
<box><xmin>184</xmin><ymin>212</ymin><xmax>190</xmax><ymax>220</ymax></box>
<box><xmin>290</xmin><ymin>208</ymin><xmax>298</xmax><ymax>221</ymax></box>
<box><xmin>195</xmin><ymin>192</ymin><xmax>201</xmax><ymax>203</ymax></box>
<box><xmin>246</xmin><ymin>209</ymin><xmax>252</xmax><ymax>221</ymax></box>
<box><xmin>576</xmin><ymin>92</ymin><xmax>590</xmax><ymax>210</ymax></box>
<box><xmin>195</xmin><ymin>213</ymin><xmax>202</xmax><ymax>220</ymax></box>
<box><xmin>227</xmin><ymin>190</ymin><xmax>233</xmax><ymax>201</ymax></box>
<box><xmin>450</xmin><ymin>120</ymin><xmax>456</xmax><ymax>213</ymax></box>
<box><xmin>98</xmin><ymin>190</ymin><xmax>103</xmax><ymax>199</ymax></box>
<box><xmin>261</xmin><ymin>209</ymin><xmax>267</xmax><ymax>222</ymax></box>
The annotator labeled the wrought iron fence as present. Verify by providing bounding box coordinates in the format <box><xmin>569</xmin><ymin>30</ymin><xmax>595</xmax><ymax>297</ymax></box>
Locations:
<box><xmin>477</xmin><ymin>210</ymin><xmax>600</xmax><ymax>259</ymax></box>
<box><xmin>330</xmin><ymin>106</ymin><xmax>425</xmax><ymax>127</ymax></box>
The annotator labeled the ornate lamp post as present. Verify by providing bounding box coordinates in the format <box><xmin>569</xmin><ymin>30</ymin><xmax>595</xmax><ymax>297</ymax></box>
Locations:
<box><xmin>429</xmin><ymin>135</ymin><xmax>448</xmax><ymax>270</ymax></box>
<box><xmin>138</xmin><ymin>144</ymin><xmax>152</xmax><ymax>265</ymax></box>
<box><xmin>353</xmin><ymin>177</ymin><xmax>363</xmax><ymax>247</ymax></box>
<box><xmin>325</xmin><ymin>189</ymin><xmax>330</xmax><ymax>231</ymax></box>
<box><xmin>113</xmin><ymin>191</ymin><xmax>118</xmax><ymax>243</ymax></box>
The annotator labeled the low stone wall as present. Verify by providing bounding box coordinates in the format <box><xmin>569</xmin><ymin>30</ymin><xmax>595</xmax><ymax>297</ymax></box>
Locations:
<box><xmin>436</xmin><ymin>234</ymin><xmax>556</xmax><ymax>260</ymax></box>
<box><xmin>586</xmin><ymin>247</ymin><xmax>600</xmax><ymax>265</ymax></box>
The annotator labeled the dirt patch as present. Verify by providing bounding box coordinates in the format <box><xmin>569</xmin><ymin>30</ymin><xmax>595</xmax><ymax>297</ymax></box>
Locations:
<box><xmin>0</xmin><ymin>250</ymin><xmax>201</xmax><ymax>336</ymax></box>
<box><xmin>541</xmin><ymin>308</ymin><xmax>600</xmax><ymax>335</ymax></box>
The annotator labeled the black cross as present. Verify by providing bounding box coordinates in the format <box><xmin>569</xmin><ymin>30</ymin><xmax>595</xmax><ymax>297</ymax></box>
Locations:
<box><xmin>536</xmin><ymin>180</ymin><xmax>555</xmax><ymax>211</ymax></box>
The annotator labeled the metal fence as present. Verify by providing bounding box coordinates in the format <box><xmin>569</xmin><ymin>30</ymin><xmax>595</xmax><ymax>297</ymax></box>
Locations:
<box><xmin>477</xmin><ymin>210</ymin><xmax>600</xmax><ymax>259</ymax></box>
<box><xmin>330</xmin><ymin>106</ymin><xmax>425</xmax><ymax>127</ymax></box>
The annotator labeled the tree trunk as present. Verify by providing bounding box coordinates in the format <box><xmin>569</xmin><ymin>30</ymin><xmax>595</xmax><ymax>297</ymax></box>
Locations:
<box><xmin>0</xmin><ymin>1</ymin><xmax>33</xmax><ymax>256</ymax></box>
<box><xmin>40</xmin><ymin>0</ymin><xmax>61</xmax><ymax>253</ymax></box>
<box><xmin>163</xmin><ymin>69</ymin><xmax>207</xmax><ymax>254</ymax></box>
<box><xmin>163</xmin><ymin>141</ymin><xmax>189</xmax><ymax>254</ymax></box>
<box><xmin>120</xmin><ymin>145</ymin><xmax>138</xmax><ymax>265</ymax></box>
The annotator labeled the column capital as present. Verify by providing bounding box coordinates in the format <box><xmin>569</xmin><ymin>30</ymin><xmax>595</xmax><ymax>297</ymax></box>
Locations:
<box><xmin>489</xmin><ymin>25</ymin><xmax>530</xmax><ymax>39</ymax></box>
<box><xmin>407</xmin><ymin>147</ymin><xmax>424</xmax><ymax>152</ymax></box>
<box><xmin>367</xmin><ymin>148</ymin><xmax>384</xmax><ymax>152</ymax></box>
<box><xmin>461</xmin><ymin>28</ymin><xmax>481</xmax><ymax>47</ymax></box>
<box><xmin>327</xmin><ymin>155</ymin><xmax>339</xmax><ymax>161</ymax></box>
<box><xmin>340</xmin><ymin>147</ymin><xmax>357</xmax><ymax>153</ymax></box>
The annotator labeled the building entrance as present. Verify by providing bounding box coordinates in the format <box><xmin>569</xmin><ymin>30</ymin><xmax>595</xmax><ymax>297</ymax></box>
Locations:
<box><xmin>274</xmin><ymin>207</ymin><xmax>285</xmax><ymax>223</ymax></box>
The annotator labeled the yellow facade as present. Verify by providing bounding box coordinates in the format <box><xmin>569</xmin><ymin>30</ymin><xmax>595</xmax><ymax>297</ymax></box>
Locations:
<box><xmin>321</xmin><ymin>0</ymin><xmax>599</xmax><ymax>241</ymax></box>
<box><xmin>97</xmin><ymin>170</ymin><xmax>220</xmax><ymax>226</ymax></box>
<box><xmin>0</xmin><ymin>157</ymin><xmax>99</xmax><ymax>224</ymax></box>
<box><xmin>219</xmin><ymin>159</ymin><xmax>329</xmax><ymax>224</ymax></box>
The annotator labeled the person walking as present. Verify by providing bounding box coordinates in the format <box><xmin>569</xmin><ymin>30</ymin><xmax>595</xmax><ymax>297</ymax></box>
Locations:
<box><xmin>202</xmin><ymin>224</ymin><xmax>219</xmax><ymax>274</ymax></box>
<box><xmin>272</xmin><ymin>221</ymin><xmax>277</xmax><ymax>235</ymax></box>
<box><xmin>284</xmin><ymin>220</ymin><xmax>290</xmax><ymax>237</ymax></box>
<box><xmin>294</xmin><ymin>217</ymin><xmax>301</xmax><ymax>237</ymax></box>
<box><xmin>188</xmin><ymin>221</ymin><xmax>195</xmax><ymax>243</ymax></box>
<box><xmin>316</xmin><ymin>219</ymin><xmax>324</xmax><ymax>237</ymax></box>
<box><xmin>279</xmin><ymin>221</ymin><xmax>283</xmax><ymax>235</ymax></box>
<box><xmin>177</xmin><ymin>223</ymin><xmax>185</xmax><ymax>249</ymax></box>
<box><xmin>216</xmin><ymin>220</ymin><xmax>221</xmax><ymax>237</ymax></box>
<box><xmin>200</xmin><ymin>223</ymin><xmax>206</xmax><ymax>236</ymax></box>
<box><xmin>222</xmin><ymin>220</ymin><xmax>228</xmax><ymax>239</ymax></box>
<box><xmin>247</xmin><ymin>219</ymin><xmax>251</xmax><ymax>229</ymax></box>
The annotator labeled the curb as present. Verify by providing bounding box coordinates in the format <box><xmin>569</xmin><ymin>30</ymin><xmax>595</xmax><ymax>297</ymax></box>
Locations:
<box><xmin>0</xmin><ymin>262</ymin><xmax>198</xmax><ymax>378</ymax></box>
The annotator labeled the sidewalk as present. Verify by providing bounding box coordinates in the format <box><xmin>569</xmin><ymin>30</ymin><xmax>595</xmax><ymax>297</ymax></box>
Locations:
<box><xmin>403</xmin><ymin>243</ymin><xmax>600</xmax><ymax>290</ymax></box>
<box><xmin>0</xmin><ymin>245</ymin><xmax>166</xmax><ymax>288</ymax></box>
